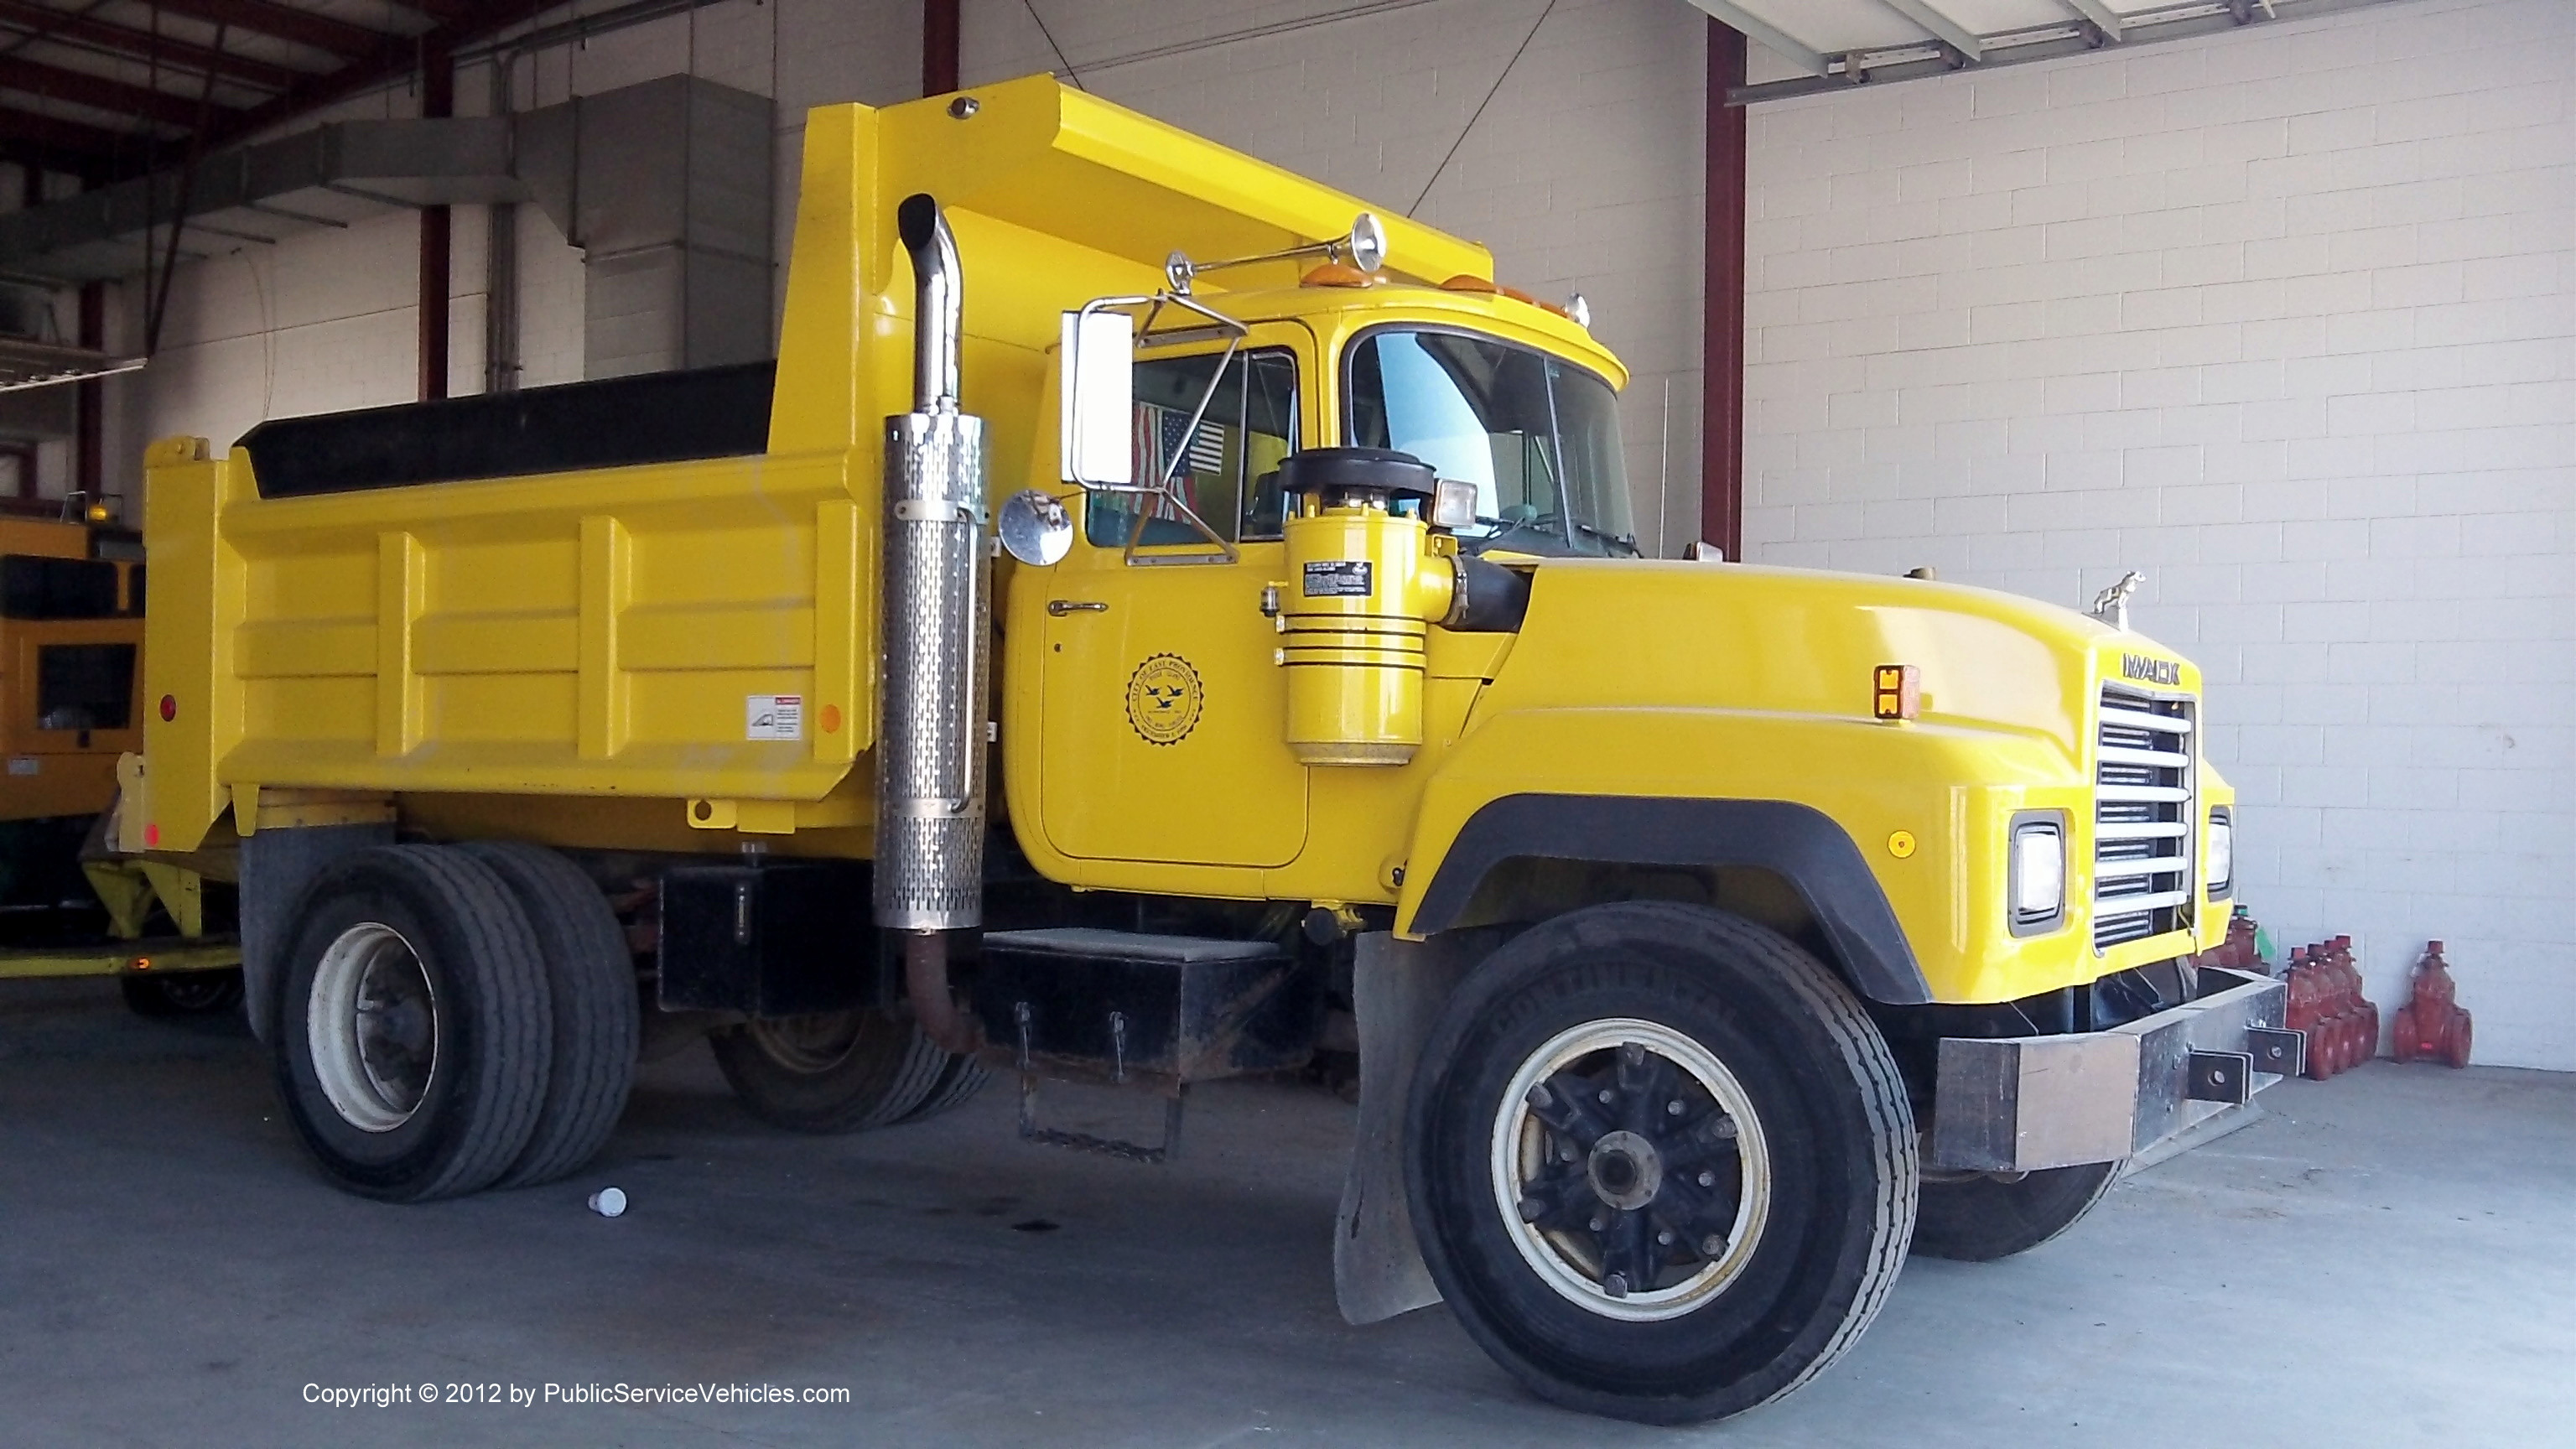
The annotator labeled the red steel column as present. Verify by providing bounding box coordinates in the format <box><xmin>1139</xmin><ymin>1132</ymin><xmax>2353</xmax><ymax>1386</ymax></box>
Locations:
<box><xmin>1701</xmin><ymin>21</ymin><xmax>1748</xmax><ymax>561</ymax></box>
<box><xmin>922</xmin><ymin>0</ymin><xmax>960</xmax><ymax>96</ymax></box>
<box><xmin>61</xmin><ymin>164</ymin><xmax>104</xmax><ymax>499</ymax></box>
<box><xmin>76</xmin><ymin>281</ymin><xmax>102</xmax><ymax>496</ymax></box>
<box><xmin>418</xmin><ymin>44</ymin><xmax>454</xmax><ymax>402</ymax></box>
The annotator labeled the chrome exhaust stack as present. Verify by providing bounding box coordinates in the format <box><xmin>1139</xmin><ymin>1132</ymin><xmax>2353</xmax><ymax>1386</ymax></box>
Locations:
<box><xmin>878</xmin><ymin>192</ymin><xmax>988</xmax><ymax>1053</ymax></box>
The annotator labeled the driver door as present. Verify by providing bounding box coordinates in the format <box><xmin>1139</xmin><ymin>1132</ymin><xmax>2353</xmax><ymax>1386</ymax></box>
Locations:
<box><xmin>1033</xmin><ymin>336</ymin><xmax>1311</xmax><ymax>868</ymax></box>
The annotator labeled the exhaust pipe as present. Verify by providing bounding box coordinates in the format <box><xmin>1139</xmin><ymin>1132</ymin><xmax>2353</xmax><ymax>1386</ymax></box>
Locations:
<box><xmin>878</xmin><ymin>192</ymin><xmax>987</xmax><ymax>1055</ymax></box>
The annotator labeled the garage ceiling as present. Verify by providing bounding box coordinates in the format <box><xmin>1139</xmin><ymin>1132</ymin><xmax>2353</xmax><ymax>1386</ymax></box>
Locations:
<box><xmin>0</xmin><ymin>0</ymin><xmax>568</xmax><ymax>180</ymax></box>
<box><xmin>1688</xmin><ymin>0</ymin><xmax>2416</xmax><ymax>100</ymax></box>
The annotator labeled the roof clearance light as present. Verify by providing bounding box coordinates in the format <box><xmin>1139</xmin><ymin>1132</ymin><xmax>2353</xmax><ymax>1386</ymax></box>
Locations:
<box><xmin>1872</xmin><ymin>664</ymin><xmax>1920</xmax><ymax>722</ymax></box>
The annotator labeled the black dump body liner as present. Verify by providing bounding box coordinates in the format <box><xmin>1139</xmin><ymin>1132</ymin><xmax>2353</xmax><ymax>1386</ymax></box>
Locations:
<box><xmin>237</xmin><ymin>360</ymin><xmax>778</xmax><ymax>499</ymax></box>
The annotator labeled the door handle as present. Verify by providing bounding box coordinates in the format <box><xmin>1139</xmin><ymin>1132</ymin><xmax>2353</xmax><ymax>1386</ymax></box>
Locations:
<box><xmin>1046</xmin><ymin>600</ymin><xmax>1109</xmax><ymax>616</ymax></box>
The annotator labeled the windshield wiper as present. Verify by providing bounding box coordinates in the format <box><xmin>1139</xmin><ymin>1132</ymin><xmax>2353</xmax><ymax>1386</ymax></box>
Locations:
<box><xmin>1567</xmin><ymin>519</ymin><xmax>1641</xmax><ymax>555</ymax></box>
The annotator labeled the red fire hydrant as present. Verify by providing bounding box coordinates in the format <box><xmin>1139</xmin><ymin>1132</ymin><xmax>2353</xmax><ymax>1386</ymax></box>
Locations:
<box><xmin>2391</xmin><ymin>941</ymin><xmax>2473</xmax><ymax>1069</ymax></box>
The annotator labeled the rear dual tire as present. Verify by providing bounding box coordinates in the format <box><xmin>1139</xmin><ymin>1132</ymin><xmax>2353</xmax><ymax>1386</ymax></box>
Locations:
<box><xmin>1407</xmin><ymin>902</ymin><xmax>1917</xmax><ymax>1425</ymax></box>
<box><xmin>120</xmin><ymin>969</ymin><xmax>244</xmax><ymax>1018</ymax></box>
<box><xmin>709</xmin><ymin>1010</ymin><xmax>974</xmax><ymax>1133</ymax></box>
<box><xmin>273</xmin><ymin>843</ymin><xmax>636</xmax><ymax>1202</ymax></box>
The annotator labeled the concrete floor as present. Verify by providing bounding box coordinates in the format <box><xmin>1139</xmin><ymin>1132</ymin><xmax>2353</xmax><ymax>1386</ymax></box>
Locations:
<box><xmin>3</xmin><ymin>978</ymin><xmax>2568</xmax><ymax>1447</ymax></box>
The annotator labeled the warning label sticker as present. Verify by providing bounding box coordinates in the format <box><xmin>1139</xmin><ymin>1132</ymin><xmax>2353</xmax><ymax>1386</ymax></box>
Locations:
<box><xmin>746</xmin><ymin>695</ymin><xmax>804</xmax><ymax>740</ymax></box>
<box><xmin>1302</xmin><ymin>560</ymin><xmax>1374</xmax><ymax>598</ymax></box>
<box><xmin>6</xmin><ymin>757</ymin><xmax>36</xmax><ymax>776</ymax></box>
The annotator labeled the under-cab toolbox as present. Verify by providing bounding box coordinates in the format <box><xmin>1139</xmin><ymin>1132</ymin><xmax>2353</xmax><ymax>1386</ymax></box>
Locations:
<box><xmin>131</xmin><ymin>75</ymin><xmax>2276</xmax><ymax>1426</ymax></box>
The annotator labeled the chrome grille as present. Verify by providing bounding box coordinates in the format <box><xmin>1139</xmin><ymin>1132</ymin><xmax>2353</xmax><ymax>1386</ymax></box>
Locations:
<box><xmin>2093</xmin><ymin>685</ymin><xmax>2194</xmax><ymax>949</ymax></box>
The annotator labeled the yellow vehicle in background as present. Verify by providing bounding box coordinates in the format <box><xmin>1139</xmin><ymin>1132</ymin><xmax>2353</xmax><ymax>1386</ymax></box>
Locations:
<box><xmin>127</xmin><ymin>77</ymin><xmax>2293</xmax><ymax>1423</ymax></box>
<box><xmin>0</xmin><ymin>509</ymin><xmax>239</xmax><ymax>1014</ymax></box>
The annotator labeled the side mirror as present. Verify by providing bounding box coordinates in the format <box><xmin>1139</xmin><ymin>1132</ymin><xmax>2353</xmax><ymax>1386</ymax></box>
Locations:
<box><xmin>997</xmin><ymin>489</ymin><xmax>1073</xmax><ymax>567</ymax></box>
<box><xmin>1059</xmin><ymin>308</ymin><xmax>1135</xmax><ymax>486</ymax></box>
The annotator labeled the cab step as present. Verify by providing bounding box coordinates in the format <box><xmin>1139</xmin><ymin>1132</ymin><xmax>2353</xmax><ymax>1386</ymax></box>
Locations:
<box><xmin>972</xmin><ymin>927</ymin><xmax>1319</xmax><ymax>1163</ymax></box>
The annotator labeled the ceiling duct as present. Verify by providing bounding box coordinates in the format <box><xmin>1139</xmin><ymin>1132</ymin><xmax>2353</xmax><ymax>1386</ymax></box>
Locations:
<box><xmin>0</xmin><ymin>74</ymin><xmax>773</xmax><ymax>382</ymax></box>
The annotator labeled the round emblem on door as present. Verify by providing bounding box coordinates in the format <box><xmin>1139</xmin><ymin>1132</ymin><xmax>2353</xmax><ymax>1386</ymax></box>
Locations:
<box><xmin>1125</xmin><ymin>653</ymin><xmax>1203</xmax><ymax>746</ymax></box>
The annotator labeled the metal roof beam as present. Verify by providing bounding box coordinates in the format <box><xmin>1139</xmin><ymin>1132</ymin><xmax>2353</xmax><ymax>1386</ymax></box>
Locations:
<box><xmin>0</xmin><ymin>55</ymin><xmax>245</xmax><ymax>130</ymax></box>
<box><xmin>1680</xmin><ymin>1</ymin><xmax>1828</xmax><ymax>76</ymax></box>
<box><xmin>2059</xmin><ymin>0</ymin><xmax>2125</xmax><ymax>41</ymax></box>
<box><xmin>216</xmin><ymin>0</ymin><xmax>606</xmax><ymax>149</ymax></box>
<box><xmin>0</xmin><ymin>104</ymin><xmax>138</xmax><ymax>159</ymax></box>
<box><xmin>1877</xmin><ymin>0</ymin><xmax>1982</xmax><ymax>60</ymax></box>
<box><xmin>144</xmin><ymin>0</ymin><xmax>392</xmax><ymax>59</ymax></box>
<box><xmin>1729</xmin><ymin>0</ymin><xmax>2412</xmax><ymax>104</ymax></box>
<box><xmin>0</xmin><ymin>2</ymin><xmax>312</xmax><ymax>91</ymax></box>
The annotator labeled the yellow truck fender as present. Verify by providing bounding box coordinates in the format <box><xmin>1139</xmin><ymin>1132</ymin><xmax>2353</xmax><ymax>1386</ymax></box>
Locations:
<box><xmin>1405</xmin><ymin>793</ymin><xmax>1931</xmax><ymax>1005</ymax></box>
<box><xmin>1393</xmin><ymin>704</ymin><xmax>2090</xmax><ymax>1006</ymax></box>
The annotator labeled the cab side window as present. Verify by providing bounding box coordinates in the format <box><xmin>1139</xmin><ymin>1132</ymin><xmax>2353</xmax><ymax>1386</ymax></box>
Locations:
<box><xmin>1086</xmin><ymin>348</ymin><xmax>1298</xmax><ymax>548</ymax></box>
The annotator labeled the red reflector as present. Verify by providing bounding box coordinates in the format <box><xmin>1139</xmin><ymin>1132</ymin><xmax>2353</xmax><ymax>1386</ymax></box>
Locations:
<box><xmin>159</xmin><ymin>694</ymin><xmax>177</xmax><ymax>722</ymax></box>
<box><xmin>143</xmin><ymin>823</ymin><xmax>160</xmax><ymax>847</ymax></box>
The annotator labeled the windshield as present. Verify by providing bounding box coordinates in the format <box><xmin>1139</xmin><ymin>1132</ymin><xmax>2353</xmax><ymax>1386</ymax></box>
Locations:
<box><xmin>1346</xmin><ymin>328</ymin><xmax>1636</xmax><ymax>557</ymax></box>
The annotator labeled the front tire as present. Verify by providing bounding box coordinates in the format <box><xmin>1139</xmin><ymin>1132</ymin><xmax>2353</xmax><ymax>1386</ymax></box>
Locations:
<box><xmin>273</xmin><ymin>846</ymin><xmax>553</xmax><ymax>1202</ymax></box>
<box><xmin>1407</xmin><ymin>902</ymin><xmax>1916</xmax><ymax>1425</ymax></box>
<box><xmin>1911</xmin><ymin>1162</ymin><xmax>2119</xmax><ymax>1261</ymax></box>
<box><xmin>709</xmin><ymin>1009</ymin><xmax>950</xmax><ymax>1133</ymax></box>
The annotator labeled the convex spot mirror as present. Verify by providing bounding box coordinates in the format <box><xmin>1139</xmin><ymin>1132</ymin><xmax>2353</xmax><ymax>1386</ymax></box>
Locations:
<box><xmin>999</xmin><ymin>489</ymin><xmax>1074</xmax><ymax>567</ymax></box>
<box><xmin>1058</xmin><ymin>308</ymin><xmax>1135</xmax><ymax>487</ymax></box>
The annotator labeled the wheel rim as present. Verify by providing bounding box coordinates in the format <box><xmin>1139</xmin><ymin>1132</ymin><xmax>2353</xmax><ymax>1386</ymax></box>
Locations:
<box><xmin>744</xmin><ymin>1013</ymin><xmax>865</xmax><ymax>1074</ymax></box>
<box><xmin>308</xmin><ymin>922</ymin><xmax>439</xmax><ymax>1133</ymax></box>
<box><xmin>1488</xmin><ymin>1016</ymin><xmax>1773</xmax><ymax>1323</ymax></box>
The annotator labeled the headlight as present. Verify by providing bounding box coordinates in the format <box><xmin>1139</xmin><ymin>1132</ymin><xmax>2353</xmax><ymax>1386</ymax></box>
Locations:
<box><xmin>2008</xmin><ymin>813</ymin><xmax>2065</xmax><ymax>936</ymax></box>
<box><xmin>2206</xmin><ymin>808</ymin><xmax>2233</xmax><ymax>900</ymax></box>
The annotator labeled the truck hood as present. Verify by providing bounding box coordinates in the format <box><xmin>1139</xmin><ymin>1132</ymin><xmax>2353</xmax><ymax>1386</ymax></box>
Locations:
<box><xmin>1470</xmin><ymin>558</ymin><xmax>2200</xmax><ymax>758</ymax></box>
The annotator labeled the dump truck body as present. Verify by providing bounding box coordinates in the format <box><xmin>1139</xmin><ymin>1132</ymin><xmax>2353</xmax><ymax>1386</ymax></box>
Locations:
<box><xmin>130</xmin><ymin>77</ymin><xmax>2279</xmax><ymax>1426</ymax></box>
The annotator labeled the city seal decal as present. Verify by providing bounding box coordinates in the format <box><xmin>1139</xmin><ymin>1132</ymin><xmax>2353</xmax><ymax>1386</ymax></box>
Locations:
<box><xmin>1125</xmin><ymin>652</ymin><xmax>1203</xmax><ymax>745</ymax></box>
<box><xmin>2122</xmin><ymin>652</ymin><xmax>2182</xmax><ymax>686</ymax></box>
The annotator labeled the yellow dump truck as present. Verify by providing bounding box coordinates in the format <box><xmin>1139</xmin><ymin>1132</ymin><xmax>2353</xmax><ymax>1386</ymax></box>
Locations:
<box><xmin>2</xmin><ymin>510</ymin><xmax>239</xmax><ymax>1012</ymax></box>
<box><xmin>128</xmin><ymin>76</ymin><xmax>2296</xmax><ymax>1422</ymax></box>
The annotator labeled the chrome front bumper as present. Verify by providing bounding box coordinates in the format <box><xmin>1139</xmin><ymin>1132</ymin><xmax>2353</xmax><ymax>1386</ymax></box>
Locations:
<box><xmin>1929</xmin><ymin>967</ymin><xmax>2298</xmax><ymax>1173</ymax></box>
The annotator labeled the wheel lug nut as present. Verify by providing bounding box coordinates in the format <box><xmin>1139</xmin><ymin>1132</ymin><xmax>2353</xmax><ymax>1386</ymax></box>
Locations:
<box><xmin>1517</xmin><ymin>1197</ymin><xmax>1545</xmax><ymax>1223</ymax></box>
<box><xmin>1666</xmin><ymin>1098</ymin><xmax>1685</xmax><ymax>1116</ymax></box>
<box><xmin>1698</xmin><ymin>1170</ymin><xmax>1716</xmax><ymax>1188</ymax></box>
<box><xmin>1597</xmin><ymin>1088</ymin><xmax>1614</xmax><ymax>1105</ymax></box>
<box><xmin>1602</xmin><ymin>1272</ymin><xmax>1630</xmax><ymax>1298</ymax></box>
<box><xmin>1588</xmin><ymin>1214</ymin><xmax>1607</xmax><ymax>1233</ymax></box>
<box><xmin>1701</xmin><ymin>1234</ymin><xmax>1726</xmax><ymax>1256</ymax></box>
<box><xmin>1656</xmin><ymin>1229</ymin><xmax>1675</xmax><ymax>1246</ymax></box>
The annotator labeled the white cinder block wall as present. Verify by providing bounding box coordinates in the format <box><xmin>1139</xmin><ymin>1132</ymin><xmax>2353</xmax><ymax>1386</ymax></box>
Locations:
<box><xmin>102</xmin><ymin>0</ymin><xmax>2573</xmax><ymax>1066</ymax></box>
<box><xmin>1742</xmin><ymin>0</ymin><xmax>2574</xmax><ymax>1067</ymax></box>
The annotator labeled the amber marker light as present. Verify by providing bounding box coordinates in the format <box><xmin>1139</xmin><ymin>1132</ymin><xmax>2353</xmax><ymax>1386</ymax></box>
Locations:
<box><xmin>1872</xmin><ymin>665</ymin><xmax>1920</xmax><ymax>722</ymax></box>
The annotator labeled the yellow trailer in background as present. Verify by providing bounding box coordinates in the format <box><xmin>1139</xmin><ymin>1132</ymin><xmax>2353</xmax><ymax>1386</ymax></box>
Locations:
<box><xmin>130</xmin><ymin>77</ymin><xmax>2289</xmax><ymax>1423</ymax></box>
<box><xmin>0</xmin><ymin>512</ymin><xmax>239</xmax><ymax>1013</ymax></box>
